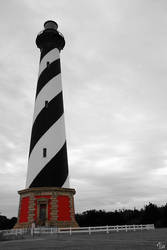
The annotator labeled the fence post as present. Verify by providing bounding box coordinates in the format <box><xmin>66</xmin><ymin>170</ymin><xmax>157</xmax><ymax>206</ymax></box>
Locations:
<box><xmin>31</xmin><ymin>227</ymin><xmax>34</xmax><ymax>237</ymax></box>
<box><xmin>116</xmin><ymin>225</ymin><xmax>119</xmax><ymax>232</ymax></box>
<box><xmin>106</xmin><ymin>225</ymin><xmax>109</xmax><ymax>234</ymax></box>
<box><xmin>125</xmin><ymin>225</ymin><xmax>127</xmax><ymax>232</ymax></box>
<box><xmin>89</xmin><ymin>227</ymin><xmax>91</xmax><ymax>235</ymax></box>
<box><xmin>70</xmin><ymin>227</ymin><xmax>72</xmax><ymax>236</ymax></box>
<box><xmin>133</xmin><ymin>225</ymin><xmax>136</xmax><ymax>231</ymax></box>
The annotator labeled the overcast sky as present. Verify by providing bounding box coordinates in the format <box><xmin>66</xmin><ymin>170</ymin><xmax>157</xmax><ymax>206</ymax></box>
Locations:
<box><xmin>0</xmin><ymin>0</ymin><xmax>167</xmax><ymax>218</ymax></box>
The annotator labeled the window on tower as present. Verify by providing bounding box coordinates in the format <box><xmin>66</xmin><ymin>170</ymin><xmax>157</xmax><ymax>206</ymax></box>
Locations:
<box><xmin>43</xmin><ymin>148</ymin><xmax>47</xmax><ymax>158</ymax></box>
<box><xmin>45</xmin><ymin>100</ymin><xmax>49</xmax><ymax>108</ymax></box>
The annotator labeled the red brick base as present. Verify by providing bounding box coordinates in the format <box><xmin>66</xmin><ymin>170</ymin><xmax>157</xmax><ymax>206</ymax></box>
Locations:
<box><xmin>14</xmin><ymin>187</ymin><xmax>78</xmax><ymax>228</ymax></box>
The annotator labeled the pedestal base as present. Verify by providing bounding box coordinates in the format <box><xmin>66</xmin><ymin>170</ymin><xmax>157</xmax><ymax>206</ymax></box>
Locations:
<box><xmin>14</xmin><ymin>187</ymin><xmax>78</xmax><ymax>228</ymax></box>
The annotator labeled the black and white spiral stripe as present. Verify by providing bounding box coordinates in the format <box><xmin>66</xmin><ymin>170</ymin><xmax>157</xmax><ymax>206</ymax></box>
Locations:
<box><xmin>26</xmin><ymin>47</ymin><xmax>69</xmax><ymax>189</ymax></box>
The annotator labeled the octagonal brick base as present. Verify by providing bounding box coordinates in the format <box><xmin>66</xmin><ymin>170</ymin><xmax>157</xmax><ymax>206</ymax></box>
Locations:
<box><xmin>14</xmin><ymin>187</ymin><xmax>78</xmax><ymax>228</ymax></box>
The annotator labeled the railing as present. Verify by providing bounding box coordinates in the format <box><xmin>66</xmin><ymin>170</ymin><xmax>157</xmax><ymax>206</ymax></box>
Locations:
<box><xmin>57</xmin><ymin>224</ymin><xmax>154</xmax><ymax>235</ymax></box>
<box><xmin>1</xmin><ymin>228</ymin><xmax>29</xmax><ymax>236</ymax></box>
<box><xmin>0</xmin><ymin>224</ymin><xmax>154</xmax><ymax>237</ymax></box>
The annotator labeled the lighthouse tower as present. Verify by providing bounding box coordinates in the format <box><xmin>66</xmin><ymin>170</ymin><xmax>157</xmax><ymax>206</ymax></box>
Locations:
<box><xmin>15</xmin><ymin>21</ymin><xmax>78</xmax><ymax>228</ymax></box>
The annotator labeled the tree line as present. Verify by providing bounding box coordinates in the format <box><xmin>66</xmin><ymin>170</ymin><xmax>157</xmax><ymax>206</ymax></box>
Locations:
<box><xmin>0</xmin><ymin>216</ymin><xmax>17</xmax><ymax>230</ymax></box>
<box><xmin>75</xmin><ymin>203</ymin><xmax>167</xmax><ymax>228</ymax></box>
<box><xmin>1</xmin><ymin>202</ymin><xmax>167</xmax><ymax>229</ymax></box>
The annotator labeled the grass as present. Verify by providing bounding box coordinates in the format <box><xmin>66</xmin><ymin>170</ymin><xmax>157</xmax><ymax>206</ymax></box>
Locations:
<box><xmin>0</xmin><ymin>228</ymin><xmax>166</xmax><ymax>249</ymax></box>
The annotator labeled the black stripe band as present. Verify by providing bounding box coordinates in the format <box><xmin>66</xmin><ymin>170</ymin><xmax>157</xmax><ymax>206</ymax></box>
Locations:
<box><xmin>29</xmin><ymin>142</ymin><xmax>68</xmax><ymax>188</ymax></box>
<box><xmin>29</xmin><ymin>92</ymin><xmax>64</xmax><ymax>156</ymax></box>
<box><xmin>36</xmin><ymin>59</ymin><xmax>61</xmax><ymax>97</ymax></box>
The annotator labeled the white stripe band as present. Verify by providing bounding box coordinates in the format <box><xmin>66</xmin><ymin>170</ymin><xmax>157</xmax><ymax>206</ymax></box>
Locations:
<box><xmin>38</xmin><ymin>48</ymin><xmax>60</xmax><ymax>76</ymax></box>
<box><xmin>33</xmin><ymin>74</ymin><xmax>62</xmax><ymax>122</ymax></box>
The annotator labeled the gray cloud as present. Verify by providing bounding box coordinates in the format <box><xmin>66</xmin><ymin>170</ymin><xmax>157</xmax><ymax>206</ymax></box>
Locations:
<box><xmin>0</xmin><ymin>0</ymin><xmax>167</xmax><ymax>217</ymax></box>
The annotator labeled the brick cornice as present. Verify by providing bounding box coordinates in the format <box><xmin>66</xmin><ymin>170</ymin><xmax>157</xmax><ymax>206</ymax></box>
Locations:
<box><xmin>18</xmin><ymin>187</ymin><xmax>76</xmax><ymax>195</ymax></box>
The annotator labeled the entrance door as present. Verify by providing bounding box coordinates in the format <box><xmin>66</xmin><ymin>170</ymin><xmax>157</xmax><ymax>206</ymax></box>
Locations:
<box><xmin>39</xmin><ymin>204</ymin><xmax>47</xmax><ymax>223</ymax></box>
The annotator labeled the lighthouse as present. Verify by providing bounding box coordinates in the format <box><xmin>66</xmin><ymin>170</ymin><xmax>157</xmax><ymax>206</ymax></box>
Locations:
<box><xmin>15</xmin><ymin>21</ymin><xmax>78</xmax><ymax>228</ymax></box>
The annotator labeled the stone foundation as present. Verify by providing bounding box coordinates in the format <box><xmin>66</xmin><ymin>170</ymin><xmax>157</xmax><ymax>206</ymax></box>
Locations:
<box><xmin>14</xmin><ymin>187</ymin><xmax>78</xmax><ymax>228</ymax></box>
